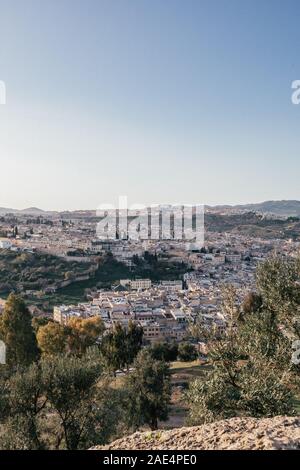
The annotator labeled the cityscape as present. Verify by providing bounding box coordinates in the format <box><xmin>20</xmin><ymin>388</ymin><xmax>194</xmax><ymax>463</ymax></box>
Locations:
<box><xmin>1</xmin><ymin>204</ymin><xmax>297</xmax><ymax>345</ymax></box>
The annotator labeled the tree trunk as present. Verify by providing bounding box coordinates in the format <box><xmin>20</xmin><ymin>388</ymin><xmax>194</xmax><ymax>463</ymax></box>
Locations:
<box><xmin>150</xmin><ymin>417</ymin><xmax>158</xmax><ymax>431</ymax></box>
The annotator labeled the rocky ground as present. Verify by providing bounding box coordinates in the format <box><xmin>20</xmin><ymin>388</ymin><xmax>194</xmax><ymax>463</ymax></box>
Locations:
<box><xmin>92</xmin><ymin>416</ymin><xmax>300</xmax><ymax>450</ymax></box>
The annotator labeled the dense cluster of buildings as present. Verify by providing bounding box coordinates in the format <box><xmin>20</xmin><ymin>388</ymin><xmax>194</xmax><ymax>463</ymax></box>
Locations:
<box><xmin>49</xmin><ymin>228</ymin><xmax>300</xmax><ymax>344</ymax></box>
<box><xmin>1</xmin><ymin>211</ymin><xmax>300</xmax><ymax>346</ymax></box>
<box><xmin>53</xmin><ymin>279</ymin><xmax>226</xmax><ymax>343</ymax></box>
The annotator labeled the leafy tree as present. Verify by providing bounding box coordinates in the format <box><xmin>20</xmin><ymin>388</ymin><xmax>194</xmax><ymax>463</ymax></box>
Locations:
<box><xmin>0</xmin><ymin>349</ymin><xmax>124</xmax><ymax>450</ymax></box>
<box><xmin>101</xmin><ymin>322</ymin><xmax>143</xmax><ymax>373</ymax></box>
<box><xmin>256</xmin><ymin>256</ymin><xmax>300</xmax><ymax>337</ymax></box>
<box><xmin>37</xmin><ymin>321</ymin><xmax>69</xmax><ymax>356</ymax></box>
<box><xmin>149</xmin><ymin>342</ymin><xmax>178</xmax><ymax>362</ymax></box>
<box><xmin>37</xmin><ymin>317</ymin><xmax>104</xmax><ymax>357</ymax></box>
<box><xmin>186</xmin><ymin>284</ymin><xmax>295</xmax><ymax>425</ymax></box>
<box><xmin>101</xmin><ymin>323</ymin><xmax>127</xmax><ymax>373</ymax></box>
<box><xmin>124</xmin><ymin>320</ymin><xmax>143</xmax><ymax>370</ymax></box>
<box><xmin>0</xmin><ymin>362</ymin><xmax>46</xmax><ymax>449</ymax></box>
<box><xmin>0</xmin><ymin>294</ymin><xmax>39</xmax><ymax>367</ymax></box>
<box><xmin>178</xmin><ymin>342</ymin><xmax>198</xmax><ymax>362</ymax></box>
<box><xmin>67</xmin><ymin>316</ymin><xmax>104</xmax><ymax>355</ymax></box>
<box><xmin>32</xmin><ymin>316</ymin><xmax>53</xmax><ymax>334</ymax></box>
<box><xmin>125</xmin><ymin>349</ymin><xmax>171</xmax><ymax>430</ymax></box>
<box><xmin>41</xmin><ymin>350</ymin><xmax>124</xmax><ymax>449</ymax></box>
<box><xmin>187</xmin><ymin>358</ymin><xmax>293</xmax><ymax>425</ymax></box>
<box><xmin>256</xmin><ymin>256</ymin><xmax>300</xmax><ymax>383</ymax></box>
<box><xmin>0</xmin><ymin>415</ymin><xmax>42</xmax><ymax>450</ymax></box>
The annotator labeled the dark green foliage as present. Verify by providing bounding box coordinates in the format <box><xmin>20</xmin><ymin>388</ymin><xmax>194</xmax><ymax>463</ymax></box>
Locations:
<box><xmin>256</xmin><ymin>256</ymin><xmax>300</xmax><ymax>336</ymax></box>
<box><xmin>0</xmin><ymin>362</ymin><xmax>45</xmax><ymax>449</ymax></box>
<box><xmin>41</xmin><ymin>353</ymin><xmax>103</xmax><ymax>449</ymax></box>
<box><xmin>125</xmin><ymin>321</ymin><xmax>144</xmax><ymax>369</ymax></box>
<box><xmin>177</xmin><ymin>342</ymin><xmax>198</xmax><ymax>362</ymax></box>
<box><xmin>125</xmin><ymin>349</ymin><xmax>171</xmax><ymax>430</ymax></box>
<box><xmin>101</xmin><ymin>322</ymin><xmax>143</xmax><ymax>372</ymax></box>
<box><xmin>186</xmin><ymin>280</ymin><xmax>296</xmax><ymax>425</ymax></box>
<box><xmin>149</xmin><ymin>342</ymin><xmax>178</xmax><ymax>362</ymax></box>
<box><xmin>32</xmin><ymin>316</ymin><xmax>53</xmax><ymax>333</ymax></box>
<box><xmin>0</xmin><ymin>294</ymin><xmax>39</xmax><ymax>367</ymax></box>
<box><xmin>0</xmin><ymin>348</ymin><xmax>124</xmax><ymax>450</ymax></box>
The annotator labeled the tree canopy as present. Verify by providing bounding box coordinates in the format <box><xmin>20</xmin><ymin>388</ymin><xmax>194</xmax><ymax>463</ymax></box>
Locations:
<box><xmin>0</xmin><ymin>294</ymin><xmax>39</xmax><ymax>367</ymax></box>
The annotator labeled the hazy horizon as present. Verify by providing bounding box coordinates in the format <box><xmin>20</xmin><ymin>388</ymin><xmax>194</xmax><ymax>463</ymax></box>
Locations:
<box><xmin>1</xmin><ymin>199</ymin><xmax>300</xmax><ymax>213</ymax></box>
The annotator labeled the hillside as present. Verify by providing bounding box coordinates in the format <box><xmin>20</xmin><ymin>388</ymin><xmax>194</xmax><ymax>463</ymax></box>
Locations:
<box><xmin>93</xmin><ymin>416</ymin><xmax>300</xmax><ymax>450</ymax></box>
<box><xmin>234</xmin><ymin>200</ymin><xmax>300</xmax><ymax>217</ymax></box>
<box><xmin>0</xmin><ymin>250</ymin><xmax>95</xmax><ymax>306</ymax></box>
<box><xmin>208</xmin><ymin>200</ymin><xmax>300</xmax><ymax>217</ymax></box>
<box><xmin>205</xmin><ymin>212</ymin><xmax>300</xmax><ymax>239</ymax></box>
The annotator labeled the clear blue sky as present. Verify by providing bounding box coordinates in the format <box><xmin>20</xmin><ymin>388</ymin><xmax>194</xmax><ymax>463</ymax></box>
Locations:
<box><xmin>0</xmin><ymin>0</ymin><xmax>300</xmax><ymax>210</ymax></box>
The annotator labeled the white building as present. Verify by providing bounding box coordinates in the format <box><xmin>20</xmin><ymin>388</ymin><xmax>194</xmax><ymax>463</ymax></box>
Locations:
<box><xmin>226</xmin><ymin>253</ymin><xmax>242</xmax><ymax>263</ymax></box>
<box><xmin>120</xmin><ymin>278</ymin><xmax>152</xmax><ymax>290</ymax></box>
<box><xmin>130</xmin><ymin>279</ymin><xmax>152</xmax><ymax>290</ymax></box>
<box><xmin>160</xmin><ymin>280</ymin><xmax>183</xmax><ymax>291</ymax></box>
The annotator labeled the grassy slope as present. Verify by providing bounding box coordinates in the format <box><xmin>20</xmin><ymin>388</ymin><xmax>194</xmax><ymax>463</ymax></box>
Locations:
<box><xmin>0</xmin><ymin>254</ymin><xmax>189</xmax><ymax>310</ymax></box>
<box><xmin>0</xmin><ymin>250</ymin><xmax>93</xmax><ymax>296</ymax></box>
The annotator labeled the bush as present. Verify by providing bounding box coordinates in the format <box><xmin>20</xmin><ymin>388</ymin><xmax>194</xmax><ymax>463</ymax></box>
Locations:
<box><xmin>149</xmin><ymin>342</ymin><xmax>178</xmax><ymax>362</ymax></box>
<box><xmin>177</xmin><ymin>342</ymin><xmax>198</xmax><ymax>362</ymax></box>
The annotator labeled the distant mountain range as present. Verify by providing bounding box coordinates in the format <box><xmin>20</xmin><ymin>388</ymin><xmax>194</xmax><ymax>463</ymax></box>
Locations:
<box><xmin>215</xmin><ymin>200</ymin><xmax>300</xmax><ymax>217</ymax></box>
<box><xmin>1</xmin><ymin>200</ymin><xmax>300</xmax><ymax>218</ymax></box>
<box><xmin>0</xmin><ymin>207</ymin><xmax>51</xmax><ymax>216</ymax></box>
